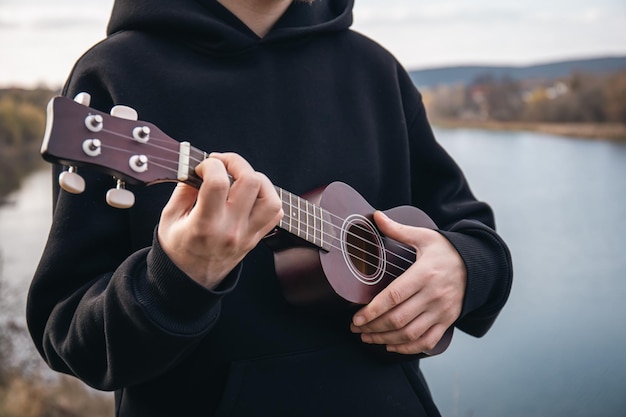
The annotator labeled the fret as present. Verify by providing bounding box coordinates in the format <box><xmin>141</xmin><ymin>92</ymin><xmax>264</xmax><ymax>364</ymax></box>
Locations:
<box><xmin>289</xmin><ymin>192</ymin><xmax>294</xmax><ymax>234</ymax></box>
<box><xmin>273</xmin><ymin>186</ymin><xmax>331</xmax><ymax>251</ymax></box>
<box><xmin>278</xmin><ymin>188</ymin><xmax>284</xmax><ymax>229</ymax></box>
<box><xmin>279</xmin><ymin>188</ymin><xmax>289</xmax><ymax>233</ymax></box>
<box><xmin>312</xmin><ymin>203</ymin><xmax>318</xmax><ymax>247</ymax></box>
<box><xmin>305</xmin><ymin>199</ymin><xmax>310</xmax><ymax>243</ymax></box>
<box><xmin>296</xmin><ymin>197</ymin><xmax>302</xmax><ymax>237</ymax></box>
<box><xmin>309</xmin><ymin>200</ymin><xmax>316</xmax><ymax>246</ymax></box>
<box><xmin>319</xmin><ymin>206</ymin><xmax>325</xmax><ymax>249</ymax></box>
<box><xmin>277</xmin><ymin>188</ymin><xmax>282</xmax><ymax>230</ymax></box>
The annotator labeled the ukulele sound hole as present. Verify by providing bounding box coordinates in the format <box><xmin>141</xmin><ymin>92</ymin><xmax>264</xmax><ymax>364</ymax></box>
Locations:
<box><xmin>341</xmin><ymin>215</ymin><xmax>386</xmax><ymax>285</ymax></box>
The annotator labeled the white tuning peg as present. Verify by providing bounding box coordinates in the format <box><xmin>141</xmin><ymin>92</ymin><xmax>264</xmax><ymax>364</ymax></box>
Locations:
<box><xmin>110</xmin><ymin>105</ymin><xmax>138</xmax><ymax>121</ymax></box>
<box><xmin>132</xmin><ymin>126</ymin><xmax>151</xmax><ymax>143</ymax></box>
<box><xmin>106</xmin><ymin>179</ymin><xmax>135</xmax><ymax>209</ymax></box>
<box><xmin>73</xmin><ymin>92</ymin><xmax>91</xmax><ymax>106</ymax></box>
<box><xmin>58</xmin><ymin>166</ymin><xmax>85</xmax><ymax>194</ymax></box>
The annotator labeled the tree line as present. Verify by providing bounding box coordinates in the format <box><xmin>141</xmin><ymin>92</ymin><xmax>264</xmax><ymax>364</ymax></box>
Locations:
<box><xmin>423</xmin><ymin>69</ymin><xmax>626</xmax><ymax>125</ymax></box>
<box><xmin>0</xmin><ymin>90</ymin><xmax>115</xmax><ymax>416</ymax></box>
<box><xmin>0</xmin><ymin>88</ymin><xmax>56</xmax><ymax>199</ymax></box>
<box><xmin>1</xmin><ymin>69</ymin><xmax>626</xmax><ymax>201</ymax></box>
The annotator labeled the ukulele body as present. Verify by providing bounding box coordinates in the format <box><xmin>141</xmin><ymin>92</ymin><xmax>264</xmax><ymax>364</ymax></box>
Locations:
<box><xmin>267</xmin><ymin>181</ymin><xmax>437</xmax><ymax>308</ymax></box>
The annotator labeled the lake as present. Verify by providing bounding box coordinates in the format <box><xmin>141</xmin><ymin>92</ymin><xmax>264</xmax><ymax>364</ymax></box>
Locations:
<box><xmin>1</xmin><ymin>128</ymin><xmax>625</xmax><ymax>416</ymax></box>
<box><xmin>423</xmin><ymin>128</ymin><xmax>626</xmax><ymax>417</ymax></box>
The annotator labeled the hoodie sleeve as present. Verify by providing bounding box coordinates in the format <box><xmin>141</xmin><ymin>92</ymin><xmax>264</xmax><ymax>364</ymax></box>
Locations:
<box><xmin>405</xmin><ymin>86</ymin><xmax>513</xmax><ymax>337</ymax></box>
<box><xmin>26</xmin><ymin>77</ymin><xmax>239</xmax><ymax>391</ymax></box>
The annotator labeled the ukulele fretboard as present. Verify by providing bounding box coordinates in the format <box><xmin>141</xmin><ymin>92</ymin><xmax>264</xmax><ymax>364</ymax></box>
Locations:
<box><xmin>276</xmin><ymin>187</ymin><xmax>333</xmax><ymax>251</ymax></box>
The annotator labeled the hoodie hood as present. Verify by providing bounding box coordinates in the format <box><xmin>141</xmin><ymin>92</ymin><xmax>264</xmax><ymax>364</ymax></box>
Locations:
<box><xmin>107</xmin><ymin>0</ymin><xmax>353</xmax><ymax>51</ymax></box>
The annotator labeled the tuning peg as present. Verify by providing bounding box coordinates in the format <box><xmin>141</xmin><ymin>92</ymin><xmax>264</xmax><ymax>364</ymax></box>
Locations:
<box><xmin>110</xmin><ymin>105</ymin><xmax>138</xmax><ymax>121</ymax></box>
<box><xmin>73</xmin><ymin>92</ymin><xmax>91</xmax><ymax>106</ymax></box>
<box><xmin>85</xmin><ymin>114</ymin><xmax>104</xmax><ymax>132</ymax></box>
<box><xmin>106</xmin><ymin>179</ymin><xmax>135</xmax><ymax>209</ymax></box>
<box><xmin>132</xmin><ymin>126</ymin><xmax>151</xmax><ymax>143</ymax></box>
<box><xmin>58</xmin><ymin>166</ymin><xmax>85</xmax><ymax>194</ymax></box>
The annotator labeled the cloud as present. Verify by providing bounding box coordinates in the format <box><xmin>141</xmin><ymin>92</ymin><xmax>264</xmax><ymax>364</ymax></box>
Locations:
<box><xmin>0</xmin><ymin>4</ymin><xmax>110</xmax><ymax>30</ymax></box>
<box><xmin>352</xmin><ymin>1</ymin><xmax>626</xmax><ymax>69</ymax></box>
<box><xmin>354</xmin><ymin>2</ymin><xmax>623</xmax><ymax>30</ymax></box>
<box><xmin>354</xmin><ymin>4</ymin><xmax>527</xmax><ymax>26</ymax></box>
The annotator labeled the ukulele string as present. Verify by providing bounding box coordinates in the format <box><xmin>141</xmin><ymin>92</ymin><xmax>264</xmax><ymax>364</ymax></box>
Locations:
<box><xmin>98</xmin><ymin>141</ymin><xmax>183</xmax><ymax>169</ymax></box>
<box><xmin>275</xmin><ymin>199</ymin><xmax>417</xmax><ymax>279</ymax></box>
<box><xmin>272</xmin><ymin>188</ymin><xmax>418</xmax><ymax>267</ymax></box>
<box><xmin>100</xmin><ymin>130</ymin><xmax>418</xmax><ymax>275</ymax></box>
<box><xmin>186</xmin><ymin>147</ymin><xmax>420</xmax><ymax>270</ymax></box>
<box><xmin>144</xmin><ymin>140</ymin><xmax>418</xmax><ymax>275</ymax></box>
<box><xmin>188</xmin><ymin>146</ymin><xmax>418</xmax><ymax>276</ymax></box>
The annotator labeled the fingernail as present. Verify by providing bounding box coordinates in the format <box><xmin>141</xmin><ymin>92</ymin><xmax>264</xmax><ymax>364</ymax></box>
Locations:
<box><xmin>353</xmin><ymin>315</ymin><xmax>366</xmax><ymax>326</ymax></box>
<box><xmin>386</xmin><ymin>345</ymin><xmax>397</xmax><ymax>352</ymax></box>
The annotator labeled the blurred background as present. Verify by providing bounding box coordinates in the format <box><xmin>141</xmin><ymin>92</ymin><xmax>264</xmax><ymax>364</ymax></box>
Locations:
<box><xmin>1</xmin><ymin>1</ymin><xmax>625</xmax><ymax>416</ymax></box>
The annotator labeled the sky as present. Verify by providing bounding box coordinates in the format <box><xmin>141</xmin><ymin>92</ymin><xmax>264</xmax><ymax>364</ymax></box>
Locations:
<box><xmin>1</xmin><ymin>0</ymin><xmax>625</xmax><ymax>88</ymax></box>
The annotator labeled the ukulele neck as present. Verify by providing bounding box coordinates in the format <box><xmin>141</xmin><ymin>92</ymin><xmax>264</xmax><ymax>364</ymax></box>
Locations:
<box><xmin>275</xmin><ymin>187</ymin><xmax>333</xmax><ymax>251</ymax></box>
<box><xmin>185</xmin><ymin>144</ymin><xmax>333</xmax><ymax>251</ymax></box>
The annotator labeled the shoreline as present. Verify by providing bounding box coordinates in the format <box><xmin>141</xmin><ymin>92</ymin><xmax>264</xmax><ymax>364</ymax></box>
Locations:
<box><xmin>431</xmin><ymin>119</ymin><xmax>626</xmax><ymax>142</ymax></box>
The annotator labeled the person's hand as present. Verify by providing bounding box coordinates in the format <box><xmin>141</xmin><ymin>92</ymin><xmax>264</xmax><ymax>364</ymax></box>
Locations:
<box><xmin>350</xmin><ymin>211</ymin><xmax>466</xmax><ymax>354</ymax></box>
<box><xmin>157</xmin><ymin>152</ymin><xmax>283</xmax><ymax>289</ymax></box>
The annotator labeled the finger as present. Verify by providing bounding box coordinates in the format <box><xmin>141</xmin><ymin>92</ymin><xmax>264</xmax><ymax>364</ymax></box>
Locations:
<box><xmin>228</xmin><ymin>172</ymin><xmax>264</xmax><ymax>220</ymax></box>
<box><xmin>351</xmin><ymin>287</ymin><xmax>429</xmax><ymax>334</ymax></box>
<box><xmin>161</xmin><ymin>182</ymin><xmax>199</xmax><ymax>221</ymax></box>
<box><xmin>356</xmin><ymin>309</ymin><xmax>434</xmax><ymax>346</ymax></box>
<box><xmin>209</xmin><ymin>152</ymin><xmax>267</xmax><ymax>218</ymax></box>
<box><xmin>386</xmin><ymin>323</ymin><xmax>449</xmax><ymax>355</ymax></box>
<box><xmin>211</xmin><ymin>153</ymin><xmax>283</xmax><ymax>234</ymax></box>
<box><xmin>352</xmin><ymin>268</ymin><xmax>424</xmax><ymax>327</ymax></box>
<box><xmin>208</xmin><ymin>152</ymin><xmax>255</xmax><ymax>182</ymax></box>
<box><xmin>248</xmin><ymin>172</ymin><xmax>283</xmax><ymax>231</ymax></box>
<box><xmin>373</xmin><ymin>211</ymin><xmax>418</xmax><ymax>246</ymax></box>
<box><xmin>192</xmin><ymin>157</ymin><xmax>232</xmax><ymax>219</ymax></box>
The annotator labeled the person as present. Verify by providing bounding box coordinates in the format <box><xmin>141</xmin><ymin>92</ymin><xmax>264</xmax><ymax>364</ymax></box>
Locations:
<box><xmin>27</xmin><ymin>0</ymin><xmax>513</xmax><ymax>416</ymax></box>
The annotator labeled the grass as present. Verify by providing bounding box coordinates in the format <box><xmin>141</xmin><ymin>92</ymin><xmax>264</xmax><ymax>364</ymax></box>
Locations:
<box><xmin>0</xmin><ymin>373</ymin><xmax>114</xmax><ymax>417</ymax></box>
<box><xmin>431</xmin><ymin>119</ymin><xmax>626</xmax><ymax>142</ymax></box>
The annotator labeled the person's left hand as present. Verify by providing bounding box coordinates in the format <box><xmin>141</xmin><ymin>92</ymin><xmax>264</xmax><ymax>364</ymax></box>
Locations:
<box><xmin>350</xmin><ymin>211</ymin><xmax>466</xmax><ymax>355</ymax></box>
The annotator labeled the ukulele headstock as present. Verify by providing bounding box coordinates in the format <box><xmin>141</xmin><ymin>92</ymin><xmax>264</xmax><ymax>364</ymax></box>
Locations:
<box><xmin>41</xmin><ymin>93</ymin><xmax>198</xmax><ymax>208</ymax></box>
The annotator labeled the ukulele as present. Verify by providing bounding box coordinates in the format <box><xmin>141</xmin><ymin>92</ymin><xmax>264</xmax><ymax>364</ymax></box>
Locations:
<box><xmin>41</xmin><ymin>93</ymin><xmax>454</xmax><ymax>358</ymax></box>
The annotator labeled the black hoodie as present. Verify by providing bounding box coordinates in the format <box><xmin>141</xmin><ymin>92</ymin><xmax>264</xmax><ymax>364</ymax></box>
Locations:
<box><xmin>27</xmin><ymin>1</ymin><xmax>512</xmax><ymax>416</ymax></box>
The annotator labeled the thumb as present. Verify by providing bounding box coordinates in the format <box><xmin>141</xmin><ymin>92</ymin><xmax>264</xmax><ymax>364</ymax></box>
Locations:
<box><xmin>373</xmin><ymin>210</ymin><xmax>405</xmax><ymax>239</ymax></box>
<box><xmin>162</xmin><ymin>182</ymin><xmax>199</xmax><ymax>220</ymax></box>
<box><xmin>373</xmin><ymin>210</ymin><xmax>430</xmax><ymax>247</ymax></box>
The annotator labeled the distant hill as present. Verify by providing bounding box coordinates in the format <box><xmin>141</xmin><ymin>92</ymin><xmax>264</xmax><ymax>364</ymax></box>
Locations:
<box><xmin>409</xmin><ymin>56</ymin><xmax>626</xmax><ymax>88</ymax></box>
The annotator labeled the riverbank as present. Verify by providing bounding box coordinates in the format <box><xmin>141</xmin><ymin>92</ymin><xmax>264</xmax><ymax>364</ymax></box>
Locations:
<box><xmin>431</xmin><ymin>119</ymin><xmax>626</xmax><ymax>142</ymax></box>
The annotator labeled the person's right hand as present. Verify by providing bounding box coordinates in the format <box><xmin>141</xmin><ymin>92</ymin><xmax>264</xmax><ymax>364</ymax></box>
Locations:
<box><xmin>157</xmin><ymin>152</ymin><xmax>284</xmax><ymax>289</ymax></box>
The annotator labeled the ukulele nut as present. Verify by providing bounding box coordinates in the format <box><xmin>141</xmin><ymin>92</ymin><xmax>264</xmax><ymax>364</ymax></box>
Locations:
<box><xmin>85</xmin><ymin>114</ymin><xmax>104</xmax><ymax>132</ymax></box>
<box><xmin>82</xmin><ymin>139</ymin><xmax>102</xmax><ymax>157</ymax></box>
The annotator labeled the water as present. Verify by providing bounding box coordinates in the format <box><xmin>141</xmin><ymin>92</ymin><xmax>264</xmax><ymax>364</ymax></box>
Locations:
<box><xmin>422</xmin><ymin>128</ymin><xmax>626</xmax><ymax>417</ymax></box>
<box><xmin>1</xmin><ymin>130</ymin><xmax>625</xmax><ymax>416</ymax></box>
<box><xmin>0</xmin><ymin>168</ymin><xmax>51</xmax><ymax>317</ymax></box>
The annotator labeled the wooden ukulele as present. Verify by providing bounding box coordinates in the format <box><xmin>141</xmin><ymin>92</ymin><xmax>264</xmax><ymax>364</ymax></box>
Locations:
<box><xmin>41</xmin><ymin>93</ymin><xmax>454</xmax><ymax>358</ymax></box>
